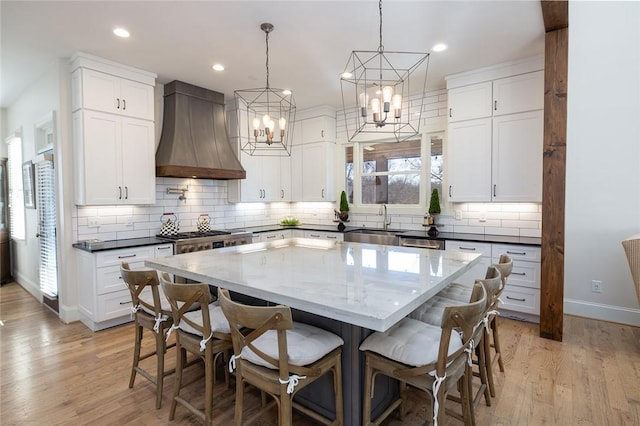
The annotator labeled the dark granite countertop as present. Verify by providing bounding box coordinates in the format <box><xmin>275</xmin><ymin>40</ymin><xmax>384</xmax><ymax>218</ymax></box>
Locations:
<box><xmin>72</xmin><ymin>237</ymin><xmax>171</xmax><ymax>253</ymax></box>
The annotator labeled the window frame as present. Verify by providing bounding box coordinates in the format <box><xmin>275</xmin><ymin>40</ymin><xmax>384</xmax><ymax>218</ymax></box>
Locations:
<box><xmin>6</xmin><ymin>131</ymin><xmax>26</xmax><ymax>241</ymax></box>
<box><xmin>343</xmin><ymin>131</ymin><xmax>446</xmax><ymax>215</ymax></box>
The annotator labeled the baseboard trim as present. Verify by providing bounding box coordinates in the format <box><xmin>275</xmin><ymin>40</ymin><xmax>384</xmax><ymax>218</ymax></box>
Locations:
<box><xmin>12</xmin><ymin>272</ymin><xmax>41</xmax><ymax>302</ymax></box>
<box><xmin>564</xmin><ymin>299</ymin><xmax>640</xmax><ymax>327</ymax></box>
<box><xmin>59</xmin><ymin>304</ymin><xmax>80</xmax><ymax>324</ymax></box>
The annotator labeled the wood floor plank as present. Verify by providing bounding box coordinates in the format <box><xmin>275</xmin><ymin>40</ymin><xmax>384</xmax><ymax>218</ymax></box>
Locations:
<box><xmin>1</xmin><ymin>282</ymin><xmax>639</xmax><ymax>425</ymax></box>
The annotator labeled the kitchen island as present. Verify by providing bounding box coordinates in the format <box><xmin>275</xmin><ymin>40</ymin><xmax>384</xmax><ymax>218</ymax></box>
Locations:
<box><xmin>146</xmin><ymin>238</ymin><xmax>481</xmax><ymax>425</ymax></box>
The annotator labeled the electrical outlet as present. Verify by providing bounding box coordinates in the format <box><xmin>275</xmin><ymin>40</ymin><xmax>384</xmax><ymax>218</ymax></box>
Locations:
<box><xmin>591</xmin><ymin>280</ymin><xmax>602</xmax><ymax>293</ymax></box>
<box><xmin>88</xmin><ymin>219</ymin><xmax>99</xmax><ymax>227</ymax></box>
<box><xmin>455</xmin><ymin>210</ymin><xmax>462</xmax><ymax>220</ymax></box>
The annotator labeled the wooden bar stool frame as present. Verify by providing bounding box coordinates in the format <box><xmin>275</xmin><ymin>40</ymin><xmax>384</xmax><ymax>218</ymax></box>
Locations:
<box><xmin>160</xmin><ymin>275</ymin><xmax>233</xmax><ymax>425</ymax></box>
<box><xmin>217</xmin><ymin>288</ymin><xmax>344</xmax><ymax>426</ymax></box>
<box><xmin>120</xmin><ymin>261</ymin><xmax>176</xmax><ymax>409</ymax></box>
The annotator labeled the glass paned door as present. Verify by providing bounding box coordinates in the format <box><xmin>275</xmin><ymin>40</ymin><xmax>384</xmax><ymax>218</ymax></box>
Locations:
<box><xmin>35</xmin><ymin>154</ymin><xmax>58</xmax><ymax>299</ymax></box>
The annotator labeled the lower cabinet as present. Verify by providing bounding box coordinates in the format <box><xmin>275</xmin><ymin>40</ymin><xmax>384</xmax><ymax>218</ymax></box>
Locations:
<box><xmin>445</xmin><ymin>240</ymin><xmax>541</xmax><ymax>322</ymax></box>
<box><xmin>303</xmin><ymin>231</ymin><xmax>344</xmax><ymax>242</ymax></box>
<box><xmin>76</xmin><ymin>243</ymin><xmax>173</xmax><ymax>331</ymax></box>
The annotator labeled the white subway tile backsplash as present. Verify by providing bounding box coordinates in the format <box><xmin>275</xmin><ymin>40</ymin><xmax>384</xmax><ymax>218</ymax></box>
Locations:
<box><xmin>501</xmin><ymin>220</ymin><xmax>539</xmax><ymax>229</ymax></box>
<box><xmin>520</xmin><ymin>228</ymin><xmax>542</xmax><ymax>238</ymax></box>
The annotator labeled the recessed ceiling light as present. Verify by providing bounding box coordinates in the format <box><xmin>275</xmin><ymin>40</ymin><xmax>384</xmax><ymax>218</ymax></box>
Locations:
<box><xmin>432</xmin><ymin>43</ymin><xmax>447</xmax><ymax>52</ymax></box>
<box><xmin>113</xmin><ymin>27</ymin><xmax>130</xmax><ymax>38</ymax></box>
<box><xmin>282</xmin><ymin>89</ymin><xmax>292</xmax><ymax>96</ymax></box>
<box><xmin>212</xmin><ymin>64</ymin><xmax>224</xmax><ymax>71</ymax></box>
<box><xmin>341</xmin><ymin>72</ymin><xmax>353</xmax><ymax>79</ymax></box>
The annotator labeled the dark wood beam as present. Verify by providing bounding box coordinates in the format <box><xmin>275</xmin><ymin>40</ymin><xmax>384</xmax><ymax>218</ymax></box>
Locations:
<box><xmin>541</xmin><ymin>0</ymin><xmax>568</xmax><ymax>31</ymax></box>
<box><xmin>540</xmin><ymin>0</ymin><xmax>568</xmax><ymax>341</ymax></box>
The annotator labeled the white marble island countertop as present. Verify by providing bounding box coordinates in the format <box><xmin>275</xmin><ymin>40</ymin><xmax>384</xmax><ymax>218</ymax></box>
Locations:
<box><xmin>146</xmin><ymin>238</ymin><xmax>481</xmax><ymax>332</ymax></box>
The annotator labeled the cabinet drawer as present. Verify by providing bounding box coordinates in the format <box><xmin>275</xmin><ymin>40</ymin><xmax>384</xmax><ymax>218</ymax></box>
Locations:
<box><xmin>446</xmin><ymin>240</ymin><xmax>492</xmax><ymax>257</ymax></box>
<box><xmin>96</xmin><ymin>262</ymin><xmax>146</xmax><ymax>295</ymax></box>
<box><xmin>304</xmin><ymin>231</ymin><xmax>344</xmax><ymax>242</ymax></box>
<box><xmin>492</xmin><ymin>244</ymin><xmax>540</xmax><ymax>262</ymax></box>
<box><xmin>97</xmin><ymin>290</ymin><xmax>134</xmax><ymax>322</ymax></box>
<box><xmin>501</xmin><ymin>285</ymin><xmax>539</xmax><ymax>315</ymax></box>
<box><xmin>495</xmin><ymin>257</ymin><xmax>540</xmax><ymax>289</ymax></box>
<box><xmin>154</xmin><ymin>244</ymin><xmax>174</xmax><ymax>257</ymax></box>
<box><xmin>96</xmin><ymin>246</ymin><xmax>155</xmax><ymax>268</ymax></box>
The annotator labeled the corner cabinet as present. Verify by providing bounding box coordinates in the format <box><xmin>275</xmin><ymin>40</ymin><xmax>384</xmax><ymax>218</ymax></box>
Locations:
<box><xmin>446</xmin><ymin>66</ymin><xmax>544</xmax><ymax>203</ymax></box>
<box><xmin>76</xmin><ymin>243</ymin><xmax>173</xmax><ymax>331</ymax></box>
<box><xmin>291</xmin><ymin>109</ymin><xmax>337</xmax><ymax>202</ymax></box>
<box><xmin>71</xmin><ymin>53</ymin><xmax>157</xmax><ymax>206</ymax></box>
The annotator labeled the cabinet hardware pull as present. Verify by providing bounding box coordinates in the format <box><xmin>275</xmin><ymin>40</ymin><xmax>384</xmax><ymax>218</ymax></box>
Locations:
<box><xmin>327</xmin><ymin>236</ymin><xmax>337</xmax><ymax>239</ymax></box>
<box><xmin>266</xmin><ymin>235</ymin><xmax>276</xmax><ymax>239</ymax></box>
<box><xmin>493</xmin><ymin>184</ymin><xmax>497</xmax><ymax>197</ymax></box>
<box><xmin>511</xmin><ymin>272</ymin><xmax>526</xmax><ymax>276</ymax></box>
<box><xmin>321</xmin><ymin>130</ymin><xmax>324</xmax><ymax>138</ymax></box>
<box><xmin>119</xmin><ymin>301</ymin><xmax>129</xmax><ymax>305</ymax></box>
<box><xmin>449</xmin><ymin>108</ymin><xmax>452</xmax><ymax>118</ymax></box>
<box><xmin>124</xmin><ymin>186</ymin><xmax>128</xmax><ymax>199</ymax></box>
<box><xmin>118</xmin><ymin>186</ymin><xmax>122</xmax><ymax>199</ymax></box>
<box><xmin>122</xmin><ymin>99</ymin><xmax>126</xmax><ymax>110</ymax></box>
<box><xmin>116</xmin><ymin>98</ymin><xmax>120</xmax><ymax>109</ymax></box>
<box><xmin>310</xmin><ymin>234</ymin><xmax>320</xmax><ymax>237</ymax></box>
<box><xmin>506</xmin><ymin>296</ymin><xmax>526</xmax><ymax>302</ymax></box>
<box><xmin>458</xmin><ymin>246</ymin><xmax>476</xmax><ymax>251</ymax></box>
<box><xmin>157</xmin><ymin>246</ymin><xmax>171</xmax><ymax>250</ymax></box>
<box><xmin>322</xmin><ymin>189</ymin><xmax>325</xmax><ymax>199</ymax></box>
<box><xmin>118</xmin><ymin>254</ymin><xmax>137</xmax><ymax>259</ymax></box>
<box><xmin>281</xmin><ymin>190</ymin><xmax>284</xmax><ymax>199</ymax></box>
<box><xmin>449</xmin><ymin>185</ymin><xmax>452</xmax><ymax>197</ymax></box>
<box><xmin>506</xmin><ymin>250</ymin><xmax>526</xmax><ymax>255</ymax></box>
<box><xmin>494</xmin><ymin>100</ymin><xmax>497</xmax><ymax>111</ymax></box>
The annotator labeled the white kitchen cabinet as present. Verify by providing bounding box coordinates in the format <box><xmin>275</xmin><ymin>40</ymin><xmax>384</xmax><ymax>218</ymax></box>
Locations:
<box><xmin>303</xmin><ymin>231</ymin><xmax>344</xmax><ymax>242</ymax></box>
<box><xmin>71</xmin><ymin>53</ymin><xmax>156</xmax><ymax>206</ymax></box>
<box><xmin>72</xmin><ymin>68</ymin><xmax>155</xmax><ymax>121</ymax></box>
<box><xmin>491</xmin><ymin>111</ymin><xmax>543</xmax><ymax>201</ymax></box>
<box><xmin>447</xmin><ymin>118</ymin><xmax>492</xmax><ymax>202</ymax></box>
<box><xmin>447</xmin><ymin>81</ymin><xmax>493</xmax><ymax>122</ymax></box>
<box><xmin>76</xmin><ymin>243</ymin><xmax>172</xmax><ymax>331</ymax></box>
<box><xmin>291</xmin><ymin>141</ymin><xmax>336</xmax><ymax>202</ymax></box>
<box><xmin>73</xmin><ymin>110</ymin><xmax>155</xmax><ymax>205</ymax></box>
<box><xmin>257</xmin><ymin>229</ymin><xmax>292</xmax><ymax>242</ymax></box>
<box><xmin>492</xmin><ymin>244</ymin><xmax>541</xmax><ymax>320</ymax></box>
<box><xmin>445</xmin><ymin>240</ymin><xmax>492</xmax><ymax>286</ymax></box>
<box><xmin>228</xmin><ymin>153</ymin><xmax>289</xmax><ymax>202</ymax></box>
<box><xmin>446</xmin><ymin>69</ymin><xmax>544</xmax><ymax>203</ymax></box>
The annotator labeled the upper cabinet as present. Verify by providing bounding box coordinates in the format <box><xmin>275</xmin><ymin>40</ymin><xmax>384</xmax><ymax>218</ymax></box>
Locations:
<box><xmin>446</xmin><ymin>58</ymin><xmax>544</xmax><ymax>203</ymax></box>
<box><xmin>291</xmin><ymin>108</ymin><xmax>337</xmax><ymax>202</ymax></box>
<box><xmin>71</xmin><ymin>53</ymin><xmax>157</xmax><ymax>206</ymax></box>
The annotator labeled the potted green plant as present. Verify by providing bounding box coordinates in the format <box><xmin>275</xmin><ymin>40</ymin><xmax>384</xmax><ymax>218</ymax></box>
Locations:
<box><xmin>338</xmin><ymin>191</ymin><xmax>350</xmax><ymax>222</ymax></box>
<box><xmin>427</xmin><ymin>188</ymin><xmax>441</xmax><ymax>236</ymax></box>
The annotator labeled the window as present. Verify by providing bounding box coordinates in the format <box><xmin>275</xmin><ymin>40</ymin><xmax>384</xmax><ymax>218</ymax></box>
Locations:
<box><xmin>344</xmin><ymin>133</ymin><xmax>445</xmax><ymax>209</ymax></box>
<box><xmin>7</xmin><ymin>134</ymin><xmax>25</xmax><ymax>240</ymax></box>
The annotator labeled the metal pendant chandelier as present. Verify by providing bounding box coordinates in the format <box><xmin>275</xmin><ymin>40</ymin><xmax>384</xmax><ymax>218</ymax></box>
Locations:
<box><xmin>235</xmin><ymin>23</ymin><xmax>296</xmax><ymax>156</ymax></box>
<box><xmin>340</xmin><ymin>0</ymin><xmax>430</xmax><ymax>143</ymax></box>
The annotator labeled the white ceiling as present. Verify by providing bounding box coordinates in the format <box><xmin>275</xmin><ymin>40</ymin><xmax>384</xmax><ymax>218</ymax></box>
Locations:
<box><xmin>1</xmin><ymin>1</ymin><xmax>545</xmax><ymax>110</ymax></box>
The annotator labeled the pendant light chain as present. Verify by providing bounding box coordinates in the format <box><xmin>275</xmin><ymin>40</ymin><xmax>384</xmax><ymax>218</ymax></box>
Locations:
<box><xmin>378</xmin><ymin>0</ymin><xmax>384</xmax><ymax>53</ymax></box>
<box><xmin>265</xmin><ymin>28</ymin><xmax>270</xmax><ymax>89</ymax></box>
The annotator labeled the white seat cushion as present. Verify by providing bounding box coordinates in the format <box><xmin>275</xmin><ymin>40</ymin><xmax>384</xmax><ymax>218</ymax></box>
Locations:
<box><xmin>436</xmin><ymin>282</ymin><xmax>473</xmax><ymax>303</ymax></box>
<box><xmin>359</xmin><ymin>317</ymin><xmax>463</xmax><ymax>368</ymax></box>
<box><xmin>409</xmin><ymin>296</ymin><xmax>465</xmax><ymax>327</ymax></box>
<box><xmin>179</xmin><ymin>301</ymin><xmax>231</xmax><ymax>335</ymax></box>
<box><xmin>138</xmin><ymin>286</ymin><xmax>172</xmax><ymax>315</ymax></box>
<box><xmin>240</xmin><ymin>322</ymin><xmax>343</xmax><ymax>369</ymax></box>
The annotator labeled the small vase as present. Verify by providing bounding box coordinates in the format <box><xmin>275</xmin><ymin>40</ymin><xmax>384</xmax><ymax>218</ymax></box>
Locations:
<box><xmin>338</xmin><ymin>211</ymin><xmax>349</xmax><ymax>222</ymax></box>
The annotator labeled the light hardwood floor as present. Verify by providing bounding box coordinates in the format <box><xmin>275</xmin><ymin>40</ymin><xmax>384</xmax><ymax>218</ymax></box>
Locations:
<box><xmin>1</xmin><ymin>281</ymin><xmax>639</xmax><ymax>425</ymax></box>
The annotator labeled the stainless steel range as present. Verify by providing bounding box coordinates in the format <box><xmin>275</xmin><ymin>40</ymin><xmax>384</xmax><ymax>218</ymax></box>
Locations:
<box><xmin>156</xmin><ymin>230</ymin><xmax>252</xmax><ymax>254</ymax></box>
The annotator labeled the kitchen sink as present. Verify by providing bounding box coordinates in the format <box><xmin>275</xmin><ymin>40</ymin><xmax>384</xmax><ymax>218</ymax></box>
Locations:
<box><xmin>344</xmin><ymin>229</ymin><xmax>406</xmax><ymax>246</ymax></box>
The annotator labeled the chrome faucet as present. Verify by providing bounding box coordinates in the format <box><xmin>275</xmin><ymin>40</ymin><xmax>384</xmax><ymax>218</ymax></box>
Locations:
<box><xmin>379</xmin><ymin>204</ymin><xmax>391</xmax><ymax>230</ymax></box>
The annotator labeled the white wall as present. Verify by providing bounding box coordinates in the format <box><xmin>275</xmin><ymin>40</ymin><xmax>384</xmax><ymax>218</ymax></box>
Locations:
<box><xmin>1</xmin><ymin>108</ymin><xmax>8</xmax><ymax>156</ymax></box>
<box><xmin>565</xmin><ymin>1</ymin><xmax>640</xmax><ymax>325</ymax></box>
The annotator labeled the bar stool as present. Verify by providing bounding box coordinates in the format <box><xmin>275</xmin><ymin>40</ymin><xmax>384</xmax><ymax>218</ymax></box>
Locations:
<box><xmin>360</xmin><ymin>283</ymin><xmax>487</xmax><ymax>426</ymax></box>
<box><xmin>159</xmin><ymin>274</ymin><xmax>233</xmax><ymax>425</ymax></box>
<box><xmin>120</xmin><ymin>262</ymin><xmax>175</xmax><ymax>409</ymax></box>
<box><xmin>217</xmin><ymin>288</ymin><xmax>344</xmax><ymax>426</ymax></box>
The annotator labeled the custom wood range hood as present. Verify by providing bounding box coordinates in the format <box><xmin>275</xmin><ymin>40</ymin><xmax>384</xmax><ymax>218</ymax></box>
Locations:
<box><xmin>155</xmin><ymin>80</ymin><xmax>246</xmax><ymax>180</ymax></box>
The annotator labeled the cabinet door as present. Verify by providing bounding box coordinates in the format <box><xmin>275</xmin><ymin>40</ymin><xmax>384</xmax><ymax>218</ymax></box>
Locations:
<box><xmin>80</xmin><ymin>69</ymin><xmax>121</xmax><ymax>114</ymax></box>
<box><xmin>447</xmin><ymin>118</ymin><xmax>492</xmax><ymax>202</ymax></box>
<box><xmin>78</xmin><ymin>110</ymin><xmax>121</xmax><ymax>204</ymax></box>
<box><xmin>302</xmin><ymin>142</ymin><xmax>334</xmax><ymax>201</ymax></box>
<box><xmin>261</xmin><ymin>156</ymin><xmax>281</xmax><ymax>201</ymax></box>
<box><xmin>237</xmin><ymin>153</ymin><xmax>264</xmax><ymax>202</ymax></box>
<box><xmin>302</xmin><ymin>116</ymin><xmax>335</xmax><ymax>143</ymax></box>
<box><xmin>447</xmin><ymin>81</ymin><xmax>492</xmax><ymax>122</ymax></box>
<box><xmin>279</xmin><ymin>156</ymin><xmax>291</xmax><ymax>201</ymax></box>
<box><xmin>120</xmin><ymin>117</ymin><xmax>156</xmax><ymax>204</ymax></box>
<box><xmin>119</xmin><ymin>78</ymin><xmax>155</xmax><ymax>120</ymax></box>
<box><xmin>491</xmin><ymin>111</ymin><xmax>543</xmax><ymax>202</ymax></box>
<box><xmin>492</xmin><ymin>71</ymin><xmax>543</xmax><ymax>116</ymax></box>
